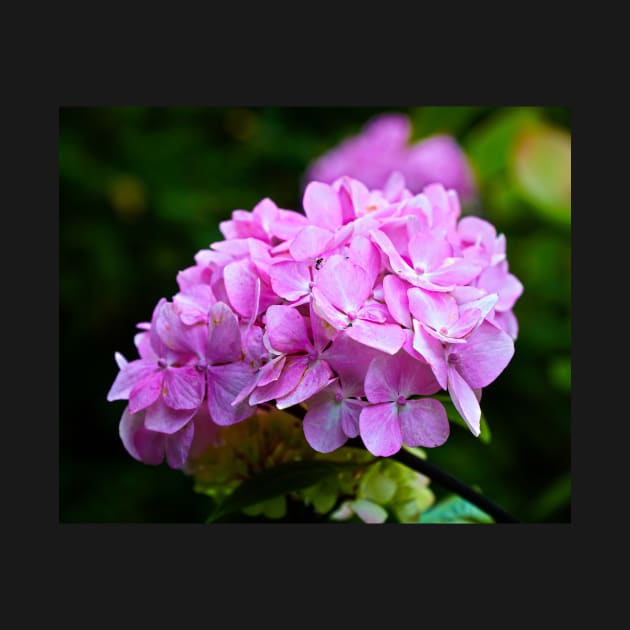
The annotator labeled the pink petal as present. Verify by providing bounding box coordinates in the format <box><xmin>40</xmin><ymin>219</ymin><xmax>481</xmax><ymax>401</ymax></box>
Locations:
<box><xmin>357</xmin><ymin>300</ymin><xmax>390</xmax><ymax>324</ymax></box>
<box><xmin>173</xmin><ymin>284</ymin><xmax>216</xmax><ymax>325</ymax></box>
<box><xmin>346</xmin><ymin>319</ymin><xmax>406</xmax><ymax>355</ymax></box>
<box><xmin>359</xmin><ymin>403</ymin><xmax>403</xmax><ymax>456</ymax></box>
<box><xmin>447</xmin><ymin>367</ymin><xmax>481</xmax><ymax>436</ymax></box>
<box><xmin>491</xmin><ymin>309</ymin><xmax>519</xmax><ymax>340</ymax></box>
<box><xmin>223</xmin><ymin>259</ymin><xmax>278</xmax><ymax>320</ymax></box>
<box><xmin>456</xmin><ymin>321</ymin><xmax>515</xmax><ymax>388</ymax></box>
<box><xmin>303</xmin><ymin>391</ymin><xmax>348</xmax><ymax>453</ymax></box>
<box><xmin>276</xmin><ymin>360</ymin><xmax>336</xmax><ymax>409</ymax></box>
<box><xmin>412</xmin><ymin>321</ymin><xmax>448</xmax><ymax>390</ymax></box>
<box><xmin>311</xmin><ymin>287</ymin><xmax>349</xmax><ymax>330</ymax></box>
<box><xmin>119</xmin><ymin>406</ymin><xmax>149</xmax><ymax>463</ymax></box>
<box><xmin>269</xmin><ymin>260</ymin><xmax>311</xmax><ymax>302</ymax></box>
<box><xmin>309</xmin><ymin>302</ymin><xmax>338</xmax><ymax>351</ymax></box>
<box><xmin>271</xmin><ymin>208</ymin><xmax>310</xmax><ymax>241</ymax></box>
<box><xmin>340</xmin><ymin>399</ymin><xmax>364</xmax><ymax>438</ymax></box>
<box><xmin>207</xmin><ymin>362</ymin><xmax>256</xmax><ymax>425</ymax></box>
<box><xmin>163</xmin><ymin>367</ymin><xmax>205</xmax><ymax>410</ymax></box>
<box><xmin>321</xmin><ymin>334</ymin><xmax>383</xmax><ymax>392</ymax></box>
<box><xmin>144</xmin><ymin>399</ymin><xmax>197</xmax><ymax>434</ymax></box>
<box><xmin>424</xmin><ymin>258</ymin><xmax>482</xmax><ymax>286</ymax></box>
<box><xmin>316</xmin><ymin>255</ymin><xmax>372</xmax><ymax>315</ymax></box>
<box><xmin>477</xmin><ymin>265</ymin><xmax>523</xmax><ymax>311</ymax></box>
<box><xmin>303</xmin><ymin>181</ymin><xmax>343</xmax><ymax>229</ymax></box>
<box><xmin>347</xmin><ymin>235</ymin><xmax>381</xmax><ymax>288</ymax></box>
<box><xmin>398</xmin><ymin>398</ymin><xmax>450</xmax><ymax>447</ymax></box>
<box><xmin>207</xmin><ymin>302</ymin><xmax>242</xmax><ymax>364</ymax></box>
<box><xmin>369</xmin><ymin>228</ymin><xmax>414</xmax><ymax>277</ymax></box>
<box><xmin>187</xmin><ymin>406</ymin><xmax>222</xmax><ymax>460</ymax></box>
<box><xmin>396</xmin><ymin>352</ymin><xmax>441</xmax><ymax>397</ymax></box>
<box><xmin>165</xmin><ymin>421</ymin><xmax>195</xmax><ymax>469</ymax></box>
<box><xmin>408</xmin><ymin>287</ymin><xmax>458</xmax><ymax>331</ymax></box>
<box><xmin>155</xmin><ymin>300</ymin><xmax>202</xmax><ymax>356</ymax></box>
<box><xmin>248</xmin><ymin>356</ymin><xmax>310</xmax><ymax>406</ymax></box>
<box><xmin>364</xmin><ymin>355</ymin><xmax>401</xmax><ymax>403</ymax></box>
<box><xmin>408</xmin><ymin>231</ymin><xmax>451</xmax><ymax>272</ymax></box>
<box><xmin>257</xmin><ymin>355</ymin><xmax>287</xmax><ymax>387</ymax></box>
<box><xmin>107</xmin><ymin>359</ymin><xmax>157</xmax><ymax>401</ymax></box>
<box><xmin>265</xmin><ymin>305</ymin><xmax>312</xmax><ymax>355</ymax></box>
<box><xmin>289</xmin><ymin>225</ymin><xmax>334</xmax><ymax>261</ymax></box>
<box><xmin>128</xmin><ymin>371</ymin><xmax>164</xmax><ymax>414</ymax></box>
<box><xmin>383</xmin><ymin>274</ymin><xmax>412</xmax><ymax>328</ymax></box>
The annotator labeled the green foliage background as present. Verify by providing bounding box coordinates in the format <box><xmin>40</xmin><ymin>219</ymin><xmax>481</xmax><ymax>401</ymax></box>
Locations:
<box><xmin>59</xmin><ymin>106</ymin><xmax>570</xmax><ymax>522</ymax></box>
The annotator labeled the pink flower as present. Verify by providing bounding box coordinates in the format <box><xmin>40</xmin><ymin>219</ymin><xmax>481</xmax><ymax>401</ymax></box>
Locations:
<box><xmin>305</xmin><ymin>113</ymin><xmax>476</xmax><ymax>203</ymax></box>
<box><xmin>412</xmin><ymin>320</ymin><xmax>514</xmax><ymax>436</ymax></box>
<box><xmin>359</xmin><ymin>352</ymin><xmax>450</xmax><ymax>457</ymax></box>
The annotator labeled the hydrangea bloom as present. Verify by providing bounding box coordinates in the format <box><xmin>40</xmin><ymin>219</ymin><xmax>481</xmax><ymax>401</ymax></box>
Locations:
<box><xmin>107</xmin><ymin>174</ymin><xmax>522</xmax><ymax>471</ymax></box>
<box><xmin>305</xmin><ymin>113</ymin><xmax>477</xmax><ymax>204</ymax></box>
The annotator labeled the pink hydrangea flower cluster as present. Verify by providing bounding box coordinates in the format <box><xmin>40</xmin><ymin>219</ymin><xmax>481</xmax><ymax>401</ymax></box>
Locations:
<box><xmin>306</xmin><ymin>113</ymin><xmax>477</xmax><ymax>204</ymax></box>
<box><xmin>107</xmin><ymin>173</ymin><xmax>522</xmax><ymax>469</ymax></box>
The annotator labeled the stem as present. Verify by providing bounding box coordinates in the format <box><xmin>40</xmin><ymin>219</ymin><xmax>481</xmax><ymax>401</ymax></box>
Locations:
<box><xmin>285</xmin><ymin>405</ymin><xmax>520</xmax><ymax>523</ymax></box>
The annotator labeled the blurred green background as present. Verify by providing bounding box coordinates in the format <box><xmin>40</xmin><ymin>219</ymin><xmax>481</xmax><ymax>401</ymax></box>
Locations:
<box><xmin>59</xmin><ymin>106</ymin><xmax>571</xmax><ymax>522</ymax></box>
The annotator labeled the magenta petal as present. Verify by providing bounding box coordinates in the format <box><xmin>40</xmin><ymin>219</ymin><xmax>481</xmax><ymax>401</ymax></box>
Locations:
<box><xmin>399</xmin><ymin>398</ymin><xmax>450</xmax><ymax>447</ymax></box>
<box><xmin>144</xmin><ymin>399</ymin><xmax>197</xmax><ymax>434</ymax></box>
<box><xmin>316</xmin><ymin>255</ymin><xmax>372</xmax><ymax>315</ymax></box>
<box><xmin>346</xmin><ymin>319</ymin><xmax>405</xmax><ymax>355</ymax></box>
<box><xmin>289</xmin><ymin>225</ymin><xmax>333</xmax><ymax>261</ymax></box>
<box><xmin>456</xmin><ymin>321</ymin><xmax>515</xmax><ymax>388</ymax></box>
<box><xmin>207</xmin><ymin>362</ymin><xmax>256</xmax><ymax>425</ymax></box>
<box><xmin>128</xmin><ymin>371</ymin><xmax>163</xmax><ymax>414</ymax></box>
<box><xmin>165</xmin><ymin>421</ymin><xmax>195</xmax><ymax>469</ymax></box>
<box><xmin>207</xmin><ymin>302</ymin><xmax>242</xmax><ymax>364</ymax></box>
<box><xmin>107</xmin><ymin>359</ymin><xmax>157</xmax><ymax>401</ymax></box>
<box><xmin>265</xmin><ymin>305</ymin><xmax>312</xmax><ymax>354</ymax></box>
<box><xmin>448</xmin><ymin>308</ymin><xmax>482</xmax><ymax>339</ymax></box>
<box><xmin>383</xmin><ymin>274</ymin><xmax>412</xmax><ymax>328</ymax></box>
<box><xmin>276</xmin><ymin>360</ymin><xmax>335</xmax><ymax>409</ymax></box>
<box><xmin>359</xmin><ymin>403</ymin><xmax>403</xmax><ymax>457</ymax></box>
<box><xmin>303</xmin><ymin>181</ymin><xmax>343</xmax><ymax>228</ymax></box>
<box><xmin>448</xmin><ymin>367</ymin><xmax>481</xmax><ymax>436</ymax></box>
<box><xmin>269</xmin><ymin>260</ymin><xmax>310</xmax><ymax>302</ymax></box>
<box><xmin>302</xmin><ymin>393</ymin><xmax>347</xmax><ymax>453</ymax></box>
<box><xmin>163</xmin><ymin>367</ymin><xmax>204</xmax><ymax>410</ymax></box>
<box><xmin>187</xmin><ymin>407</ymin><xmax>222</xmax><ymax>460</ymax></box>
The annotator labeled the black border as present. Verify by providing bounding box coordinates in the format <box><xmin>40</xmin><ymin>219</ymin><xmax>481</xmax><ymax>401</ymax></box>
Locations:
<box><xmin>11</xmin><ymin>29</ymin><xmax>590</xmax><ymax>617</ymax></box>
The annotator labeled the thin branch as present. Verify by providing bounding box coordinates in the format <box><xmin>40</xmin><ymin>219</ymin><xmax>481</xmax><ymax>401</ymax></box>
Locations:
<box><xmin>285</xmin><ymin>404</ymin><xmax>520</xmax><ymax>523</ymax></box>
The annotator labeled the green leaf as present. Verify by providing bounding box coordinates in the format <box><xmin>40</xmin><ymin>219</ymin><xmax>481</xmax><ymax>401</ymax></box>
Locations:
<box><xmin>206</xmin><ymin>459</ymin><xmax>360</xmax><ymax>523</ymax></box>
<box><xmin>419</xmin><ymin>495</ymin><xmax>494</xmax><ymax>524</ymax></box>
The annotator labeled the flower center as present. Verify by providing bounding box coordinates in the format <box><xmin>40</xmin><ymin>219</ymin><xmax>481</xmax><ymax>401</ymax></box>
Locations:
<box><xmin>335</xmin><ymin>392</ymin><xmax>344</xmax><ymax>402</ymax></box>
<box><xmin>396</xmin><ymin>395</ymin><xmax>407</xmax><ymax>405</ymax></box>
<box><xmin>157</xmin><ymin>358</ymin><xmax>167</xmax><ymax>369</ymax></box>
<box><xmin>195</xmin><ymin>362</ymin><xmax>207</xmax><ymax>373</ymax></box>
<box><xmin>447</xmin><ymin>353</ymin><xmax>460</xmax><ymax>365</ymax></box>
<box><xmin>347</xmin><ymin>311</ymin><xmax>357</xmax><ymax>321</ymax></box>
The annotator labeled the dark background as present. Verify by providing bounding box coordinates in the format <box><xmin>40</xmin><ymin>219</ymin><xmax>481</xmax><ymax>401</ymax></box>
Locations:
<box><xmin>59</xmin><ymin>106</ymin><xmax>571</xmax><ymax>522</ymax></box>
